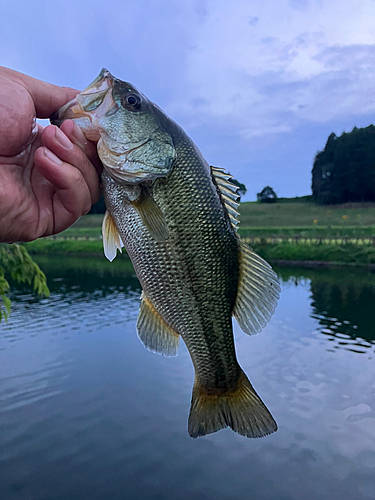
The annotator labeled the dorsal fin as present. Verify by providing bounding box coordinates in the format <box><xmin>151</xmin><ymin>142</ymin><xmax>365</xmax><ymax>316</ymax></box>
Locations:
<box><xmin>210</xmin><ymin>166</ymin><xmax>240</xmax><ymax>231</ymax></box>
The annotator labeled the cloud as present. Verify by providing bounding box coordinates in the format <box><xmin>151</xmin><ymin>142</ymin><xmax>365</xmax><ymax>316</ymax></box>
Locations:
<box><xmin>166</xmin><ymin>0</ymin><xmax>375</xmax><ymax>138</ymax></box>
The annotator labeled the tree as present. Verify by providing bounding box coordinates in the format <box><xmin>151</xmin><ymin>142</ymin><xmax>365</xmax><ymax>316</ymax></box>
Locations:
<box><xmin>312</xmin><ymin>125</ymin><xmax>375</xmax><ymax>204</ymax></box>
<box><xmin>231</xmin><ymin>179</ymin><xmax>247</xmax><ymax>197</ymax></box>
<box><xmin>0</xmin><ymin>244</ymin><xmax>49</xmax><ymax>321</ymax></box>
<box><xmin>257</xmin><ymin>186</ymin><xmax>278</xmax><ymax>203</ymax></box>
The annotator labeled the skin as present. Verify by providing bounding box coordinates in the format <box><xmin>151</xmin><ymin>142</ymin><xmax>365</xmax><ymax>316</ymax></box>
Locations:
<box><xmin>0</xmin><ymin>67</ymin><xmax>102</xmax><ymax>243</ymax></box>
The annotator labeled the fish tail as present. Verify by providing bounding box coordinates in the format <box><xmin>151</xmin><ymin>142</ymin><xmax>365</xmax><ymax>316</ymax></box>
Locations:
<box><xmin>188</xmin><ymin>371</ymin><xmax>277</xmax><ymax>438</ymax></box>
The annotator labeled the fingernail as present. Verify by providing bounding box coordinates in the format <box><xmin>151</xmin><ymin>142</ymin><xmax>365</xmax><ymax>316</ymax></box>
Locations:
<box><xmin>71</xmin><ymin>122</ymin><xmax>88</xmax><ymax>149</ymax></box>
<box><xmin>44</xmin><ymin>147</ymin><xmax>63</xmax><ymax>165</ymax></box>
<box><xmin>55</xmin><ymin>127</ymin><xmax>74</xmax><ymax>150</ymax></box>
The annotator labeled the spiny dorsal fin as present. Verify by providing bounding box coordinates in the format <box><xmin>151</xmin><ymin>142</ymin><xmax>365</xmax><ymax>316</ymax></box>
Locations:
<box><xmin>233</xmin><ymin>242</ymin><xmax>280</xmax><ymax>335</ymax></box>
<box><xmin>137</xmin><ymin>292</ymin><xmax>180</xmax><ymax>356</ymax></box>
<box><xmin>210</xmin><ymin>166</ymin><xmax>240</xmax><ymax>231</ymax></box>
<box><xmin>131</xmin><ymin>188</ymin><xmax>169</xmax><ymax>242</ymax></box>
<box><xmin>102</xmin><ymin>210</ymin><xmax>124</xmax><ymax>262</ymax></box>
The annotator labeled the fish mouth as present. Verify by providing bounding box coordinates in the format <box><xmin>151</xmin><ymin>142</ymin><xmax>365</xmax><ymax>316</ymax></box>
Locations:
<box><xmin>51</xmin><ymin>68</ymin><xmax>115</xmax><ymax>126</ymax></box>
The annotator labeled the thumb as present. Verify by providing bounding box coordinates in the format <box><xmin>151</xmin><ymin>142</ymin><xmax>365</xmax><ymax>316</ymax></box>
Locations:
<box><xmin>0</xmin><ymin>66</ymin><xmax>79</xmax><ymax>118</ymax></box>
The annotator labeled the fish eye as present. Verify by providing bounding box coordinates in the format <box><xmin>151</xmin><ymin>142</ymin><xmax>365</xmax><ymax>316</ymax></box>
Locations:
<box><xmin>122</xmin><ymin>93</ymin><xmax>142</xmax><ymax>110</ymax></box>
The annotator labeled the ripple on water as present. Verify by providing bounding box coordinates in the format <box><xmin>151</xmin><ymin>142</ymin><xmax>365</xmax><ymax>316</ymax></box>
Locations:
<box><xmin>0</xmin><ymin>288</ymin><xmax>140</xmax><ymax>345</ymax></box>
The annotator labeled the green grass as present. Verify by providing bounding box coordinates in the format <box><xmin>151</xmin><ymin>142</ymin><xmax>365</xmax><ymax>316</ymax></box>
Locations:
<box><xmin>238</xmin><ymin>225</ymin><xmax>375</xmax><ymax>238</ymax></box>
<box><xmin>251</xmin><ymin>241</ymin><xmax>375</xmax><ymax>265</ymax></box>
<box><xmin>25</xmin><ymin>238</ymin><xmax>105</xmax><ymax>255</ymax></box>
<box><xmin>71</xmin><ymin>214</ymin><xmax>104</xmax><ymax>229</ymax></box>
<box><xmin>239</xmin><ymin>201</ymin><xmax>375</xmax><ymax>228</ymax></box>
<box><xmin>23</xmin><ymin>199</ymin><xmax>375</xmax><ymax>266</ymax></box>
<box><xmin>60</xmin><ymin>201</ymin><xmax>375</xmax><ymax>235</ymax></box>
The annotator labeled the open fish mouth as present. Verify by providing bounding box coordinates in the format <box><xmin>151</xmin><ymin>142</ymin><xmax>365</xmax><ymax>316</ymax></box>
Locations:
<box><xmin>50</xmin><ymin>68</ymin><xmax>116</xmax><ymax>137</ymax></box>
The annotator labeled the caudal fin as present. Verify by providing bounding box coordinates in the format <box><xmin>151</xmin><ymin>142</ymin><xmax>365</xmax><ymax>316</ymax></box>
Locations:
<box><xmin>188</xmin><ymin>371</ymin><xmax>277</xmax><ymax>438</ymax></box>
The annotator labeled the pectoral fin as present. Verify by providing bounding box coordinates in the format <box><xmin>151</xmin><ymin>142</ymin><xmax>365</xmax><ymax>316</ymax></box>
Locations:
<box><xmin>131</xmin><ymin>189</ymin><xmax>169</xmax><ymax>242</ymax></box>
<box><xmin>102</xmin><ymin>210</ymin><xmax>124</xmax><ymax>262</ymax></box>
<box><xmin>233</xmin><ymin>242</ymin><xmax>280</xmax><ymax>335</ymax></box>
<box><xmin>137</xmin><ymin>292</ymin><xmax>179</xmax><ymax>356</ymax></box>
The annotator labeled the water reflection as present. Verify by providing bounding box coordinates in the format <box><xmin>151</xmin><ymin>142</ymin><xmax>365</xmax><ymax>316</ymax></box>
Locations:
<box><xmin>277</xmin><ymin>266</ymin><xmax>375</xmax><ymax>354</ymax></box>
<box><xmin>1</xmin><ymin>258</ymin><xmax>374</xmax><ymax>500</ymax></box>
<box><xmin>1</xmin><ymin>255</ymin><xmax>141</xmax><ymax>344</ymax></box>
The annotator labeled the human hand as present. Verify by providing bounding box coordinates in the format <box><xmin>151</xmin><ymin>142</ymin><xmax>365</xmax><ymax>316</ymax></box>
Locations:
<box><xmin>0</xmin><ymin>67</ymin><xmax>102</xmax><ymax>243</ymax></box>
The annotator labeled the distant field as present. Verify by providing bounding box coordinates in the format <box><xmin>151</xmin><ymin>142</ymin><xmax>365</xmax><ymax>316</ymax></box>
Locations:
<box><xmin>54</xmin><ymin>201</ymin><xmax>375</xmax><ymax>239</ymax></box>
<box><xmin>239</xmin><ymin>201</ymin><xmax>375</xmax><ymax>228</ymax></box>
<box><xmin>24</xmin><ymin>200</ymin><xmax>375</xmax><ymax>265</ymax></box>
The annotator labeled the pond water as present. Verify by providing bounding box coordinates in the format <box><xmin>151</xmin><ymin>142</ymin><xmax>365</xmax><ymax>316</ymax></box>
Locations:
<box><xmin>0</xmin><ymin>256</ymin><xmax>374</xmax><ymax>500</ymax></box>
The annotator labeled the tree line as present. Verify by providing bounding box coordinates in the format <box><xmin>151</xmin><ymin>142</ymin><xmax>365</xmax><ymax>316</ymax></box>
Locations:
<box><xmin>312</xmin><ymin>125</ymin><xmax>375</xmax><ymax>204</ymax></box>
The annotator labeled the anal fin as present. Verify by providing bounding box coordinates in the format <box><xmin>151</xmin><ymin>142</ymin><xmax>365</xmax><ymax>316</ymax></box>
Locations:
<box><xmin>137</xmin><ymin>292</ymin><xmax>179</xmax><ymax>356</ymax></box>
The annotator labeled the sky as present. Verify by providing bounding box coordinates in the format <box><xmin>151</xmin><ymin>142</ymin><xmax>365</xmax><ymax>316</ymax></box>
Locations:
<box><xmin>1</xmin><ymin>0</ymin><xmax>375</xmax><ymax>200</ymax></box>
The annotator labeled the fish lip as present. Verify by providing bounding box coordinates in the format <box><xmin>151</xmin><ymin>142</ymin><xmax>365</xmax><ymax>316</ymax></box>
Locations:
<box><xmin>80</xmin><ymin>68</ymin><xmax>114</xmax><ymax>95</ymax></box>
<box><xmin>51</xmin><ymin>68</ymin><xmax>115</xmax><ymax>125</ymax></box>
<box><xmin>50</xmin><ymin>97</ymin><xmax>81</xmax><ymax>125</ymax></box>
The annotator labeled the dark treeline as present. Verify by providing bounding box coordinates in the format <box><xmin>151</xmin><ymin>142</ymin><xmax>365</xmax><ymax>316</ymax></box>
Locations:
<box><xmin>312</xmin><ymin>125</ymin><xmax>375</xmax><ymax>204</ymax></box>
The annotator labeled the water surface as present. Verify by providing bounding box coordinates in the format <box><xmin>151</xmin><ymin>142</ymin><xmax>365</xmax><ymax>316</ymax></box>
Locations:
<box><xmin>1</xmin><ymin>257</ymin><xmax>374</xmax><ymax>500</ymax></box>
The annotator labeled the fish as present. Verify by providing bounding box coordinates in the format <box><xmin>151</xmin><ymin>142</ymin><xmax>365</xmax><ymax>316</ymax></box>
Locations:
<box><xmin>52</xmin><ymin>69</ymin><xmax>280</xmax><ymax>438</ymax></box>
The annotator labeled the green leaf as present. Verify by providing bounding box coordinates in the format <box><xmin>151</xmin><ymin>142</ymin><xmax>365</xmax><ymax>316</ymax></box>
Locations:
<box><xmin>0</xmin><ymin>243</ymin><xmax>50</xmax><ymax>322</ymax></box>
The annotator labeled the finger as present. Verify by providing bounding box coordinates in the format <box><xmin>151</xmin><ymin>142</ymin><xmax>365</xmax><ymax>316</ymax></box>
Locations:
<box><xmin>60</xmin><ymin>120</ymin><xmax>102</xmax><ymax>176</ymax></box>
<box><xmin>41</xmin><ymin>125</ymin><xmax>101</xmax><ymax>205</ymax></box>
<box><xmin>0</xmin><ymin>66</ymin><xmax>78</xmax><ymax>118</ymax></box>
<box><xmin>34</xmin><ymin>146</ymin><xmax>93</xmax><ymax>234</ymax></box>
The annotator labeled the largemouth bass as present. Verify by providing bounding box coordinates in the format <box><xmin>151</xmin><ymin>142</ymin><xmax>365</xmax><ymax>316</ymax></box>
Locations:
<box><xmin>53</xmin><ymin>69</ymin><xmax>280</xmax><ymax>438</ymax></box>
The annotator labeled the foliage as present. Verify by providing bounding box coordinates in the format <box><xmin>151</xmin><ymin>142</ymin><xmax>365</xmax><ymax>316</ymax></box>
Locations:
<box><xmin>231</xmin><ymin>178</ymin><xmax>247</xmax><ymax>197</ymax></box>
<box><xmin>257</xmin><ymin>186</ymin><xmax>278</xmax><ymax>203</ymax></box>
<box><xmin>312</xmin><ymin>125</ymin><xmax>375</xmax><ymax>204</ymax></box>
<box><xmin>0</xmin><ymin>244</ymin><xmax>49</xmax><ymax>321</ymax></box>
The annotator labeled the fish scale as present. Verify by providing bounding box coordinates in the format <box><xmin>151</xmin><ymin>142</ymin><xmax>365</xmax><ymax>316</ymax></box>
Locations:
<box><xmin>103</xmin><ymin>130</ymin><xmax>242</xmax><ymax>391</ymax></box>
